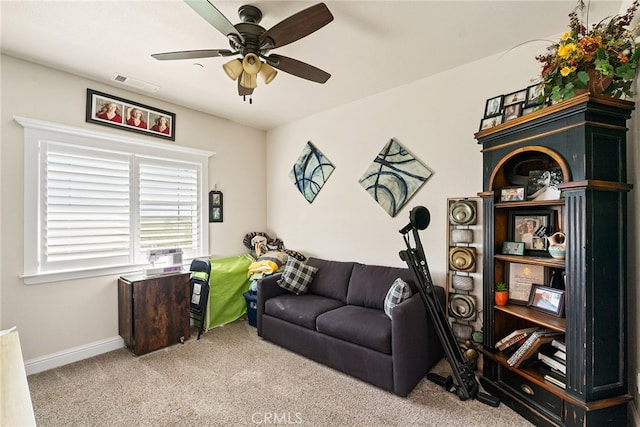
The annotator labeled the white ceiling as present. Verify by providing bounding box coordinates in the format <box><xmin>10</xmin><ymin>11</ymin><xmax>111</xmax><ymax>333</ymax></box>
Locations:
<box><xmin>1</xmin><ymin>1</ymin><xmax>624</xmax><ymax>130</ymax></box>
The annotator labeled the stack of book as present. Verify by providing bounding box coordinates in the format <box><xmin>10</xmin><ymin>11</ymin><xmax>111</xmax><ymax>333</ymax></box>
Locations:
<box><xmin>538</xmin><ymin>339</ymin><xmax>566</xmax><ymax>389</ymax></box>
<box><xmin>495</xmin><ymin>327</ymin><xmax>538</xmax><ymax>356</ymax></box>
<box><xmin>505</xmin><ymin>329</ymin><xmax>564</xmax><ymax>368</ymax></box>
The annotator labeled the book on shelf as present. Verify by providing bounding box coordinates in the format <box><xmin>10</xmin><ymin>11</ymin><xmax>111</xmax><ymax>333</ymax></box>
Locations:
<box><xmin>502</xmin><ymin>336</ymin><xmax>529</xmax><ymax>356</ymax></box>
<box><xmin>506</xmin><ymin>329</ymin><xmax>564</xmax><ymax>368</ymax></box>
<box><xmin>551</xmin><ymin>339</ymin><xmax>566</xmax><ymax>352</ymax></box>
<box><xmin>496</xmin><ymin>327</ymin><xmax>538</xmax><ymax>351</ymax></box>
<box><xmin>543</xmin><ymin>374</ymin><xmax>566</xmax><ymax>389</ymax></box>
<box><xmin>553</xmin><ymin>349</ymin><xmax>566</xmax><ymax>361</ymax></box>
<box><xmin>539</xmin><ymin>364</ymin><xmax>566</xmax><ymax>382</ymax></box>
<box><xmin>538</xmin><ymin>352</ymin><xmax>566</xmax><ymax>374</ymax></box>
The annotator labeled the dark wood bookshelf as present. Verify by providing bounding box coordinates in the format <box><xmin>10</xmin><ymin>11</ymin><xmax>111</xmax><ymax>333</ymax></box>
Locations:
<box><xmin>476</xmin><ymin>94</ymin><xmax>633</xmax><ymax>426</ymax></box>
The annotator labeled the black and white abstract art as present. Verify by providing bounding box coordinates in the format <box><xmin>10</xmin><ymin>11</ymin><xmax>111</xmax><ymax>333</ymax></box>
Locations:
<box><xmin>359</xmin><ymin>138</ymin><xmax>432</xmax><ymax>217</ymax></box>
<box><xmin>289</xmin><ymin>141</ymin><xmax>335</xmax><ymax>203</ymax></box>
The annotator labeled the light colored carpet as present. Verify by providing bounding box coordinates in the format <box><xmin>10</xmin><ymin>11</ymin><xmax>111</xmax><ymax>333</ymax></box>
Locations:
<box><xmin>27</xmin><ymin>320</ymin><xmax>533</xmax><ymax>426</ymax></box>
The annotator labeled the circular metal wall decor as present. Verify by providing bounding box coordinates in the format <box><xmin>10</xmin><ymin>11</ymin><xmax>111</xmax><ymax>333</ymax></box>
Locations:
<box><xmin>449</xmin><ymin>294</ymin><xmax>477</xmax><ymax>321</ymax></box>
<box><xmin>449</xmin><ymin>200</ymin><xmax>477</xmax><ymax>225</ymax></box>
<box><xmin>452</xmin><ymin>321</ymin><xmax>473</xmax><ymax>340</ymax></box>
<box><xmin>449</xmin><ymin>247</ymin><xmax>476</xmax><ymax>272</ymax></box>
<box><xmin>451</xmin><ymin>229</ymin><xmax>474</xmax><ymax>244</ymax></box>
<box><xmin>452</xmin><ymin>274</ymin><xmax>474</xmax><ymax>291</ymax></box>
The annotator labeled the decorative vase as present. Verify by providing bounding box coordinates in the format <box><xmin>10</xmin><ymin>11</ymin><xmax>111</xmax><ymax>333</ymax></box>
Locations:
<box><xmin>547</xmin><ymin>231</ymin><xmax>566</xmax><ymax>259</ymax></box>
<box><xmin>495</xmin><ymin>291</ymin><xmax>509</xmax><ymax>306</ymax></box>
<box><xmin>575</xmin><ymin>68</ymin><xmax>614</xmax><ymax>96</ymax></box>
<box><xmin>588</xmin><ymin>68</ymin><xmax>613</xmax><ymax>94</ymax></box>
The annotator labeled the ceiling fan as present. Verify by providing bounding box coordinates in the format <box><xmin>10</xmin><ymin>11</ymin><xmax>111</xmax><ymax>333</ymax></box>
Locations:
<box><xmin>152</xmin><ymin>1</ymin><xmax>334</xmax><ymax>102</ymax></box>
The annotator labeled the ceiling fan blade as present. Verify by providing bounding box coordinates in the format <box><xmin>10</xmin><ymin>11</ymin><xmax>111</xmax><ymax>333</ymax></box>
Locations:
<box><xmin>266</xmin><ymin>54</ymin><xmax>331</xmax><ymax>83</ymax></box>
<box><xmin>237</xmin><ymin>76</ymin><xmax>254</xmax><ymax>96</ymax></box>
<box><xmin>184</xmin><ymin>0</ymin><xmax>244</xmax><ymax>43</ymax></box>
<box><xmin>259</xmin><ymin>3</ymin><xmax>333</xmax><ymax>49</ymax></box>
<box><xmin>151</xmin><ymin>49</ymin><xmax>234</xmax><ymax>60</ymax></box>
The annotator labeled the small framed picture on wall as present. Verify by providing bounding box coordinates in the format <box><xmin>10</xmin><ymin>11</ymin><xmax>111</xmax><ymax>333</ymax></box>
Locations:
<box><xmin>209</xmin><ymin>190</ymin><xmax>223</xmax><ymax>223</ymax></box>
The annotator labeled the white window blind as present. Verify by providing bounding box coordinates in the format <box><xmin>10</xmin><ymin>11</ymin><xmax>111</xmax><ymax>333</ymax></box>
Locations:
<box><xmin>18</xmin><ymin>116</ymin><xmax>213</xmax><ymax>284</ymax></box>
<box><xmin>43</xmin><ymin>143</ymin><xmax>131</xmax><ymax>272</ymax></box>
<box><xmin>138</xmin><ymin>160</ymin><xmax>199</xmax><ymax>251</ymax></box>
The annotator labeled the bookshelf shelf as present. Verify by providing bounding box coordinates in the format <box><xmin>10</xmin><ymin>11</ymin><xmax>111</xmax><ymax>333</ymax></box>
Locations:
<box><xmin>476</xmin><ymin>94</ymin><xmax>633</xmax><ymax>426</ymax></box>
<box><xmin>494</xmin><ymin>304</ymin><xmax>565</xmax><ymax>332</ymax></box>
<box><xmin>494</xmin><ymin>254</ymin><xmax>564</xmax><ymax>269</ymax></box>
<box><xmin>495</xmin><ymin>199</ymin><xmax>565</xmax><ymax>209</ymax></box>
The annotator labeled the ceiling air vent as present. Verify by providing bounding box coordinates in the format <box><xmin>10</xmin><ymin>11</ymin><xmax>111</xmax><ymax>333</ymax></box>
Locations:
<box><xmin>111</xmin><ymin>73</ymin><xmax>160</xmax><ymax>93</ymax></box>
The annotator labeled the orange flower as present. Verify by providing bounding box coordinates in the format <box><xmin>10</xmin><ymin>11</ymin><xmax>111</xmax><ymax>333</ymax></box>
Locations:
<box><xmin>618</xmin><ymin>53</ymin><xmax>629</xmax><ymax>63</ymax></box>
<box><xmin>579</xmin><ymin>35</ymin><xmax>602</xmax><ymax>61</ymax></box>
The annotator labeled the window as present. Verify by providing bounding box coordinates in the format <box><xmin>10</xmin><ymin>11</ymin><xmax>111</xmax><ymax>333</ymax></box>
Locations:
<box><xmin>18</xmin><ymin>116</ymin><xmax>213</xmax><ymax>284</ymax></box>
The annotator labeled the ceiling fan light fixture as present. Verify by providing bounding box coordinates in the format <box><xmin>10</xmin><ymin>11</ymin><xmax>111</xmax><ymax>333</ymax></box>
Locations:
<box><xmin>240</xmin><ymin>71</ymin><xmax>258</xmax><ymax>89</ymax></box>
<box><xmin>259</xmin><ymin>62</ymin><xmax>277</xmax><ymax>84</ymax></box>
<box><xmin>242</xmin><ymin>53</ymin><xmax>262</xmax><ymax>75</ymax></box>
<box><xmin>222</xmin><ymin>59</ymin><xmax>243</xmax><ymax>80</ymax></box>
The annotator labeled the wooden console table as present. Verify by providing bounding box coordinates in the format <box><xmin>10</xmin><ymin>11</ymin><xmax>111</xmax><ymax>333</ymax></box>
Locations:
<box><xmin>118</xmin><ymin>272</ymin><xmax>191</xmax><ymax>355</ymax></box>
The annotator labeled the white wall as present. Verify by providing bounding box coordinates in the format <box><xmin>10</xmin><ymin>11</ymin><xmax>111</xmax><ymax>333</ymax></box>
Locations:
<box><xmin>266</xmin><ymin>44</ymin><xmax>544</xmax><ymax>281</ymax></box>
<box><xmin>265</xmin><ymin>43</ymin><xmax>640</xmax><ymax>418</ymax></box>
<box><xmin>3</xmin><ymin>34</ymin><xmax>639</xmax><ymax>420</ymax></box>
<box><xmin>0</xmin><ymin>55</ymin><xmax>267</xmax><ymax>361</ymax></box>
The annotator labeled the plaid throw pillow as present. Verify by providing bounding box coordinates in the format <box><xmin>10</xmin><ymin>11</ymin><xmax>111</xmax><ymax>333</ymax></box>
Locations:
<box><xmin>384</xmin><ymin>278</ymin><xmax>412</xmax><ymax>318</ymax></box>
<box><xmin>277</xmin><ymin>257</ymin><xmax>318</xmax><ymax>295</ymax></box>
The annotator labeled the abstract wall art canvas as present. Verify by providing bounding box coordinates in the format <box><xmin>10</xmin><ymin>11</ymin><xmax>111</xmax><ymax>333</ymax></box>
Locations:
<box><xmin>359</xmin><ymin>138</ymin><xmax>433</xmax><ymax>217</ymax></box>
<box><xmin>289</xmin><ymin>142</ymin><xmax>335</xmax><ymax>203</ymax></box>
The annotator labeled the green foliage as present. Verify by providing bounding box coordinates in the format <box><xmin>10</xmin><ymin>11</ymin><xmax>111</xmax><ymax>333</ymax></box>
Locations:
<box><xmin>537</xmin><ymin>0</ymin><xmax>640</xmax><ymax>103</ymax></box>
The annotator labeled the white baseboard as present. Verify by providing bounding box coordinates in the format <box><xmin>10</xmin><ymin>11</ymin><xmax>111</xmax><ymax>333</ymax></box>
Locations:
<box><xmin>24</xmin><ymin>336</ymin><xmax>125</xmax><ymax>375</ymax></box>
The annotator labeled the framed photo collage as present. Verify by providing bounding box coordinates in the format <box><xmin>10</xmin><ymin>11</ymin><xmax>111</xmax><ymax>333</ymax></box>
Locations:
<box><xmin>479</xmin><ymin>83</ymin><xmax>547</xmax><ymax>131</ymax></box>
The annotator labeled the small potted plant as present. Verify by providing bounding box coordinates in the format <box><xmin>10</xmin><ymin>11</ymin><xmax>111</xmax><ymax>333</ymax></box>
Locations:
<box><xmin>495</xmin><ymin>282</ymin><xmax>509</xmax><ymax>306</ymax></box>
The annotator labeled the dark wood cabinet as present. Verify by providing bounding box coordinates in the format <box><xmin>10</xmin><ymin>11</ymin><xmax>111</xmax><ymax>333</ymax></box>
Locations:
<box><xmin>118</xmin><ymin>272</ymin><xmax>191</xmax><ymax>355</ymax></box>
<box><xmin>475</xmin><ymin>94</ymin><xmax>633</xmax><ymax>426</ymax></box>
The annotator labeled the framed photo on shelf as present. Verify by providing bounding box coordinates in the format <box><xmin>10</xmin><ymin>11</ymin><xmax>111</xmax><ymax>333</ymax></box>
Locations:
<box><xmin>508</xmin><ymin>210</ymin><xmax>555</xmax><ymax>254</ymax></box>
<box><xmin>503</xmin><ymin>89</ymin><xmax>527</xmax><ymax>106</ymax></box>
<box><xmin>209</xmin><ymin>190</ymin><xmax>223</xmax><ymax>223</ymax></box>
<box><xmin>499</xmin><ymin>186</ymin><xmax>526</xmax><ymax>202</ymax></box>
<box><xmin>522</xmin><ymin>104</ymin><xmax>546</xmax><ymax>115</ymax></box>
<box><xmin>484</xmin><ymin>95</ymin><xmax>503</xmax><ymax>117</ymax></box>
<box><xmin>479</xmin><ymin>115</ymin><xmax>503</xmax><ymax>131</ymax></box>
<box><xmin>502</xmin><ymin>241</ymin><xmax>525</xmax><ymax>256</ymax></box>
<box><xmin>507</xmin><ymin>263</ymin><xmax>546</xmax><ymax>305</ymax></box>
<box><xmin>527</xmin><ymin>285</ymin><xmax>565</xmax><ymax>317</ymax></box>
<box><xmin>503</xmin><ymin>103</ymin><xmax>522</xmax><ymax>122</ymax></box>
<box><xmin>525</xmin><ymin>83</ymin><xmax>544</xmax><ymax>107</ymax></box>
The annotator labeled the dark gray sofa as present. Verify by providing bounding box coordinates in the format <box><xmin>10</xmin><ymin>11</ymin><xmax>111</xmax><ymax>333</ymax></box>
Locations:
<box><xmin>256</xmin><ymin>257</ymin><xmax>445</xmax><ymax>396</ymax></box>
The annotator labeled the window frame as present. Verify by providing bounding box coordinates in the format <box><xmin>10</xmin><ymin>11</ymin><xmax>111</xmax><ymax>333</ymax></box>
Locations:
<box><xmin>17</xmin><ymin>116</ymin><xmax>214</xmax><ymax>285</ymax></box>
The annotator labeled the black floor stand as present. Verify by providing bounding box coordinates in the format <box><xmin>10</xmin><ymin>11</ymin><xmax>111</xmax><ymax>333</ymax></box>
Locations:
<box><xmin>398</xmin><ymin>206</ymin><xmax>499</xmax><ymax>407</ymax></box>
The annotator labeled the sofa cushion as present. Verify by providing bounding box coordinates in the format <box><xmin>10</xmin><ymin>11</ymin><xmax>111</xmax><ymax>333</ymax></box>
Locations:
<box><xmin>316</xmin><ymin>305</ymin><xmax>392</xmax><ymax>354</ymax></box>
<box><xmin>265</xmin><ymin>294</ymin><xmax>344</xmax><ymax>330</ymax></box>
<box><xmin>277</xmin><ymin>257</ymin><xmax>318</xmax><ymax>295</ymax></box>
<box><xmin>384</xmin><ymin>278</ymin><xmax>412</xmax><ymax>318</ymax></box>
<box><xmin>306</xmin><ymin>258</ymin><xmax>355</xmax><ymax>303</ymax></box>
<box><xmin>346</xmin><ymin>263</ymin><xmax>415</xmax><ymax>310</ymax></box>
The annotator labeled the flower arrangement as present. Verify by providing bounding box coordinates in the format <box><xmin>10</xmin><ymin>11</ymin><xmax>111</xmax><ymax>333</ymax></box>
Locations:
<box><xmin>537</xmin><ymin>0</ymin><xmax>640</xmax><ymax>103</ymax></box>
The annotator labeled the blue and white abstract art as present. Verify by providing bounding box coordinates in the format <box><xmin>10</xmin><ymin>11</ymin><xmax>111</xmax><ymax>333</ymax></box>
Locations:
<box><xmin>359</xmin><ymin>138</ymin><xmax>433</xmax><ymax>217</ymax></box>
<box><xmin>289</xmin><ymin>142</ymin><xmax>335</xmax><ymax>203</ymax></box>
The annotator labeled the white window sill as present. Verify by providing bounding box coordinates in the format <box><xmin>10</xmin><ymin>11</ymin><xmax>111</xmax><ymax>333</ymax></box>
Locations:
<box><xmin>22</xmin><ymin>264</ymin><xmax>148</xmax><ymax>285</ymax></box>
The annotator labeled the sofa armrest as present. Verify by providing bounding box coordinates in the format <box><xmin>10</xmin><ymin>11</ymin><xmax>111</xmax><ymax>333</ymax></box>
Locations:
<box><xmin>256</xmin><ymin>273</ymin><xmax>284</xmax><ymax>336</ymax></box>
<box><xmin>391</xmin><ymin>286</ymin><xmax>446</xmax><ymax>396</ymax></box>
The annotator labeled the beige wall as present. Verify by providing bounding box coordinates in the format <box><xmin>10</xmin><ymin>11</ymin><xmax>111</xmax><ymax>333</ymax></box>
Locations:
<box><xmin>3</xmin><ymin>36</ymin><xmax>639</xmax><ymax>420</ymax></box>
<box><xmin>0</xmin><ymin>55</ymin><xmax>267</xmax><ymax>361</ymax></box>
<box><xmin>265</xmin><ymin>44</ymin><xmax>640</xmax><ymax>419</ymax></box>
